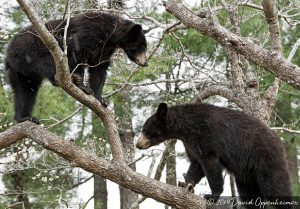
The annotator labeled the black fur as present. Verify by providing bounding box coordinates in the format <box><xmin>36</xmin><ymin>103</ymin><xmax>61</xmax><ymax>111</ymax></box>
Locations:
<box><xmin>5</xmin><ymin>12</ymin><xmax>147</xmax><ymax>123</ymax></box>
<box><xmin>137</xmin><ymin>103</ymin><xmax>292</xmax><ymax>209</ymax></box>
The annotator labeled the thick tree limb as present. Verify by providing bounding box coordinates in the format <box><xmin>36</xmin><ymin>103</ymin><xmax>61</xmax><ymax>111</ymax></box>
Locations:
<box><xmin>261</xmin><ymin>0</ymin><xmax>282</xmax><ymax>124</ymax></box>
<box><xmin>196</xmin><ymin>85</ymin><xmax>246</xmax><ymax>109</ymax></box>
<box><xmin>164</xmin><ymin>0</ymin><xmax>300</xmax><ymax>91</ymax></box>
<box><xmin>221</xmin><ymin>1</ymin><xmax>245</xmax><ymax>96</ymax></box>
<box><xmin>0</xmin><ymin>122</ymin><xmax>206</xmax><ymax>209</ymax></box>
<box><xmin>262</xmin><ymin>0</ymin><xmax>282</xmax><ymax>53</ymax></box>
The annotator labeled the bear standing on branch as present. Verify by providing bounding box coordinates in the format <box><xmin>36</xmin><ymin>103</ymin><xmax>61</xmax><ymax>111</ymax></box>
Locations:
<box><xmin>5</xmin><ymin>12</ymin><xmax>147</xmax><ymax>124</ymax></box>
<box><xmin>136</xmin><ymin>103</ymin><xmax>292</xmax><ymax>209</ymax></box>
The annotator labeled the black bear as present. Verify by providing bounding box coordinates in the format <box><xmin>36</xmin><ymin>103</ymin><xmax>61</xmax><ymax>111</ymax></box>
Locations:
<box><xmin>136</xmin><ymin>103</ymin><xmax>292</xmax><ymax>209</ymax></box>
<box><xmin>5</xmin><ymin>12</ymin><xmax>147</xmax><ymax>124</ymax></box>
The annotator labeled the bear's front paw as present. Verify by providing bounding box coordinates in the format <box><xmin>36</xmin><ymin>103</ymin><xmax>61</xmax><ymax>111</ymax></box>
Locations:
<box><xmin>17</xmin><ymin>117</ymin><xmax>40</xmax><ymax>125</ymax></box>
<box><xmin>79</xmin><ymin>85</ymin><xmax>94</xmax><ymax>95</ymax></box>
<box><xmin>178</xmin><ymin>181</ymin><xmax>194</xmax><ymax>193</ymax></box>
<box><xmin>95</xmin><ymin>96</ymin><xmax>108</xmax><ymax>108</ymax></box>
<box><xmin>204</xmin><ymin>194</ymin><xmax>219</xmax><ymax>203</ymax></box>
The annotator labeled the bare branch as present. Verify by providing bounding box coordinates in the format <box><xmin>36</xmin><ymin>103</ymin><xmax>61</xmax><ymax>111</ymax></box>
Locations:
<box><xmin>63</xmin><ymin>0</ymin><xmax>71</xmax><ymax>56</ymax></box>
<box><xmin>196</xmin><ymin>85</ymin><xmax>246</xmax><ymax>109</ymax></box>
<box><xmin>46</xmin><ymin>107</ymin><xmax>83</xmax><ymax>129</ymax></box>
<box><xmin>271</xmin><ymin>127</ymin><xmax>300</xmax><ymax>135</ymax></box>
<box><xmin>287</xmin><ymin>37</ymin><xmax>300</xmax><ymax>62</ymax></box>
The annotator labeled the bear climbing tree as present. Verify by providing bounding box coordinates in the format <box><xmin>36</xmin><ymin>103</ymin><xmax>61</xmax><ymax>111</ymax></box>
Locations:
<box><xmin>136</xmin><ymin>103</ymin><xmax>292</xmax><ymax>209</ymax></box>
<box><xmin>5</xmin><ymin>12</ymin><xmax>147</xmax><ymax>124</ymax></box>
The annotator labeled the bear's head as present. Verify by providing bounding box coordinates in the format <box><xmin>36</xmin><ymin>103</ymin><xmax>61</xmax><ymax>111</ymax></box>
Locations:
<box><xmin>119</xmin><ymin>24</ymin><xmax>148</xmax><ymax>67</ymax></box>
<box><xmin>136</xmin><ymin>103</ymin><xmax>169</xmax><ymax>149</ymax></box>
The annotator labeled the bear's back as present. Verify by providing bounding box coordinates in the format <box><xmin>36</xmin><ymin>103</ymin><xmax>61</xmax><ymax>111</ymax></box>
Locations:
<box><xmin>168</xmin><ymin>103</ymin><xmax>285</xmax><ymax>173</ymax></box>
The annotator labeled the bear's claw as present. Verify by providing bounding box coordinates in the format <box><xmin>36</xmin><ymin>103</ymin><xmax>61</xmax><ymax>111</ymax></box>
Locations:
<box><xmin>178</xmin><ymin>181</ymin><xmax>194</xmax><ymax>193</ymax></box>
<box><xmin>17</xmin><ymin>117</ymin><xmax>40</xmax><ymax>124</ymax></box>
<box><xmin>204</xmin><ymin>194</ymin><xmax>219</xmax><ymax>203</ymax></box>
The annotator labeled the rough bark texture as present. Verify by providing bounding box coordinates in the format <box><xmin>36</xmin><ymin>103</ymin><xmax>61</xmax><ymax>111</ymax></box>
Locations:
<box><xmin>165</xmin><ymin>73</ymin><xmax>177</xmax><ymax>209</ymax></box>
<box><xmin>165</xmin><ymin>141</ymin><xmax>177</xmax><ymax>209</ymax></box>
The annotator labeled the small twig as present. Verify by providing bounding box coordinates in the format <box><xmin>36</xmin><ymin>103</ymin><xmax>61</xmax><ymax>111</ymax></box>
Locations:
<box><xmin>63</xmin><ymin>0</ymin><xmax>71</xmax><ymax>56</ymax></box>
<box><xmin>271</xmin><ymin>127</ymin><xmax>300</xmax><ymax>135</ymax></box>
<box><xmin>128</xmin><ymin>154</ymin><xmax>146</xmax><ymax>166</ymax></box>
<box><xmin>53</xmin><ymin>0</ymin><xmax>70</xmax><ymax>32</ymax></box>
<box><xmin>287</xmin><ymin>37</ymin><xmax>300</xmax><ymax>62</ymax></box>
<box><xmin>69</xmin><ymin>175</ymin><xmax>93</xmax><ymax>189</ymax></box>
<box><xmin>82</xmin><ymin>195</ymin><xmax>94</xmax><ymax>209</ymax></box>
<box><xmin>46</xmin><ymin>107</ymin><xmax>83</xmax><ymax>129</ymax></box>
<box><xmin>147</xmin><ymin>151</ymin><xmax>159</xmax><ymax>177</ymax></box>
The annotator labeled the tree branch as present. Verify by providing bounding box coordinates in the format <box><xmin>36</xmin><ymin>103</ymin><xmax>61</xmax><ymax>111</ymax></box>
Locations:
<box><xmin>271</xmin><ymin>127</ymin><xmax>300</xmax><ymax>135</ymax></box>
<box><xmin>196</xmin><ymin>85</ymin><xmax>246</xmax><ymax>109</ymax></box>
<box><xmin>0</xmin><ymin>122</ymin><xmax>206</xmax><ymax>209</ymax></box>
<box><xmin>262</xmin><ymin>0</ymin><xmax>282</xmax><ymax>123</ymax></box>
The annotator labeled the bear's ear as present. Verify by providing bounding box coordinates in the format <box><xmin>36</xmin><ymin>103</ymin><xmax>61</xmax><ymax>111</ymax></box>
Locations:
<box><xmin>142</xmin><ymin>29</ymin><xmax>150</xmax><ymax>34</ymax></box>
<box><xmin>127</xmin><ymin>24</ymin><xmax>143</xmax><ymax>36</ymax></box>
<box><xmin>156</xmin><ymin>103</ymin><xmax>168</xmax><ymax>120</ymax></box>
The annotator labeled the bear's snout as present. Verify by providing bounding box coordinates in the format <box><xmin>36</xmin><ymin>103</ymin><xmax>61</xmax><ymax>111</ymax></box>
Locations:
<box><xmin>135</xmin><ymin>52</ymin><xmax>148</xmax><ymax>67</ymax></box>
<box><xmin>136</xmin><ymin>133</ymin><xmax>151</xmax><ymax>149</ymax></box>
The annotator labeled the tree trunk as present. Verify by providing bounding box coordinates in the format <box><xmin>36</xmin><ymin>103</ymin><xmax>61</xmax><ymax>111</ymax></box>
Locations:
<box><xmin>114</xmin><ymin>89</ymin><xmax>139</xmax><ymax>209</ymax></box>
<box><xmin>285</xmin><ymin>138</ymin><xmax>299</xmax><ymax>191</ymax></box>
<box><xmin>94</xmin><ymin>174</ymin><xmax>108</xmax><ymax>209</ymax></box>
<box><xmin>10</xmin><ymin>169</ymin><xmax>30</xmax><ymax>209</ymax></box>
<box><xmin>165</xmin><ymin>73</ymin><xmax>177</xmax><ymax>209</ymax></box>
<box><xmin>229</xmin><ymin>175</ymin><xmax>237</xmax><ymax>209</ymax></box>
<box><xmin>92</xmin><ymin>114</ymin><xmax>108</xmax><ymax>209</ymax></box>
<box><xmin>165</xmin><ymin>141</ymin><xmax>177</xmax><ymax>209</ymax></box>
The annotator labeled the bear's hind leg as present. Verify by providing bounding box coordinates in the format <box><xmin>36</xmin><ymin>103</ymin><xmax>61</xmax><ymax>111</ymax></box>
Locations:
<box><xmin>8</xmin><ymin>70</ymin><xmax>42</xmax><ymax>124</ymax></box>
<box><xmin>201</xmin><ymin>156</ymin><xmax>224</xmax><ymax>202</ymax></box>
<box><xmin>178</xmin><ymin>160</ymin><xmax>205</xmax><ymax>193</ymax></box>
<box><xmin>71</xmin><ymin>74</ymin><xmax>94</xmax><ymax>95</ymax></box>
<box><xmin>88</xmin><ymin>67</ymin><xmax>108</xmax><ymax>107</ymax></box>
<box><xmin>235</xmin><ymin>179</ymin><xmax>263</xmax><ymax>209</ymax></box>
<box><xmin>258</xmin><ymin>168</ymin><xmax>293</xmax><ymax>209</ymax></box>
